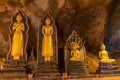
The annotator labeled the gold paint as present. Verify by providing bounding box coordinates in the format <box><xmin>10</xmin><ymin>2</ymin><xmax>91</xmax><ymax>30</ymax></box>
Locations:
<box><xmin>99</xmin><ymin>43</ymin><xmax>115</xmax><ymax>62</ymax></box>
<box><xmin>11</xmin><ymin>13</ymin><xmax>24</xmax><ymax>60</ymax></box>
<box><xmin>42</xmin><ymin>18</ymin><xmax>53</xmax><ymax>62</ymax></box>
<box><xmin>70</xmin><ymin>41</ymin><xmax>84</xmax><ymax>61</ymax></box>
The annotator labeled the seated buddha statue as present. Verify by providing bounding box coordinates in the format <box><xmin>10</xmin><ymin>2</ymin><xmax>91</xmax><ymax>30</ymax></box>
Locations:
<box><xmin>99</xmin><ymin>43</ymin><xmax>115</xmax><ymax>62</ymax></box>
<box><xmin>70</xmin><ymin>41</ymin><xmax>84</xmax><ymax>61</ymax></box>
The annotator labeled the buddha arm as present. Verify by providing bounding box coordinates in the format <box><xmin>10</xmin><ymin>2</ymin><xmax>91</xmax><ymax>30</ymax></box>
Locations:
<box><xmin>105</xmin><ymin>51</ymin><xmax>109</xmax><ymax>58</ymax></box>
<box><xmin>99</xmin><ymin>52</ymin><xmax>102</xmax><ymax>58</ymax></box>
<box><xmin>50</xmin><ymin>26</ymin><xmax>53</xmax><ymax>35</ymax></box>
<box><xmin>71</xmin><ymin>50</ymin><xmax>73</xmax><ymax>56</ymax></box>
<box><xmin>13</xmin><ymin>23</ymin><xmax>17</xmax><ymax>30</ymax></box>
<box><xmin>42</xmin><ymin>26</ymin><xmax>45</xmax><ymax>36</ymax></box>
<box><xmin>19</xmin><ymin>23</ymin><xmax>25</xmax><ymax>31</ymax></box>
<box><xmin>77</xmin><ymin>50</ymin><xmax>80</xmax><ymax>57</ymax></box>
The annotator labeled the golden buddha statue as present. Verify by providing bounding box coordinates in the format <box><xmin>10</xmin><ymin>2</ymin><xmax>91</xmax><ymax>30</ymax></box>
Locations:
<box><xmin>42</xmin><ymin>18</ymin><xmax>53</xmax><ymax>62</ymax></box>
<box><xmin>11</xmin><ymin>13</ymin><xmax>24</xmax><ymax>60</ymax></box>
<box><xmin>99</xmin><ymin>43</ymin><xmax>115</xmax><ymax>62</ymax></box>
<box><xmin>70</xmin><ymin>41</ymin><xmax>84</xmax><ymax>61</ymax></box>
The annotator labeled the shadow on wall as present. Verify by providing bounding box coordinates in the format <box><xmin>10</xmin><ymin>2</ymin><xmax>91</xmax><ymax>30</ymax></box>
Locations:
<box><xmin>26</xmin><ymin>18</ymin><xmax>37</xmax><ymax>60</ymax></box>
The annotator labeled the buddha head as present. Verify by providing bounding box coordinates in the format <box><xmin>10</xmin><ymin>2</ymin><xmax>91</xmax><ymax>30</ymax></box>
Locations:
<box><xmin>16</xmin><ymin>13</ymin><xmax>22</xmax><ymax>22</ymax></box>
<box><xmin>70</xmin><ymin>41</ymin><xmax>80</xmax><ymax>50</ymax></box>
<box><xmin>100</xmin><ymin>43</ymin><xmax>105</xmax><ymax>51</ymax></box>
<box><xmin>45</xmin><ymin>17</ymin><xmax>50</xmax><ymax>25</ymax></box>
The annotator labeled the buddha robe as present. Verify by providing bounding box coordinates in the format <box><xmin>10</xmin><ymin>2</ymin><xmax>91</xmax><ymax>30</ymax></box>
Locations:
<box><xmin>11</xmin><ymin>23</ymin><xmax>24</xmax><ymax>60</ymax></box>
<box><xmin>42</xmin><ymin>25</ymin><xmax>53</xmax><ymax>61</ymax></box>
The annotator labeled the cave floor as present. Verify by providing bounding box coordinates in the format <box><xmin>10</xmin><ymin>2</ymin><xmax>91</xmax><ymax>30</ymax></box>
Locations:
<box><xmin>66</xmin><ymin>76</ymin><xmax>120</xmax><ymax>80</ymax></box>
<box><xmin>1</xmin><ymin>76</ymin><xmax>120</xmax><ymax>80</ymax></box>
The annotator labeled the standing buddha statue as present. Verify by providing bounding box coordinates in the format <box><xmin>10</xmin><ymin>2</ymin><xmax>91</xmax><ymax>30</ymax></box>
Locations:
<box><xmin>42</xmin><ymin>18</ymin><xmax>53</xmax><ymax>62</ymax></box>
<box><xmin>11</xmin><ymin>13</ymin><xmax>24</xmax><ymax>60</ymax></box>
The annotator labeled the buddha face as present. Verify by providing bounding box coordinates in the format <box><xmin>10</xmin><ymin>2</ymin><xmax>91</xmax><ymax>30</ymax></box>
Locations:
<box><xmin>16</xmin><ymin>14</ymin><xmax>22</xmax><ymax>22</ymax></box>
<box><xmin>45</xmin><ymin>18</ymin><xmax>50</xmax><ymax>25</ymax></box>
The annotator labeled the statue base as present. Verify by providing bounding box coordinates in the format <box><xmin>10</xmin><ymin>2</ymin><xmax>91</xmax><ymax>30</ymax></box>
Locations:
<box><xmin>35</xmin><ymin>62</ymin><xmax>61</xmax><ymax>80</ymax></box>
<box><xmin>67</xmin><ymin>61</ymin><xmax>92</xmax><ymax>78</ymax></box>
<box><xmin>96</xmin><ymin>61</ymin><xmax>120</xmax><ymax>77</ymax></box>
<box><xmin>0</xmin><ymin>60</ymin><xmax>27</xmax><ymax>78</ymax></box>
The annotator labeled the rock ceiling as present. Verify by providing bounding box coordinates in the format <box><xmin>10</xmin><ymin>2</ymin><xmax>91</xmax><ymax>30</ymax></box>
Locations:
<box><xmin>0</xmin><ymin>0</ymin><xmax>120</xmax><ymax>58</ymax></box>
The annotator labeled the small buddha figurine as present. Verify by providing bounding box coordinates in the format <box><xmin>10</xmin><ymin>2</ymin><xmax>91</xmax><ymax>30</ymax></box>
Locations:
<box><xmin>70</xmin><ymin>41</ymin><xmax>84</xmax><ymax>61</ymax></box>
<box><xmin>42</xmin><ymin>17</ymin><xmax>53</xmax><ymax>62</ymax></box>
<box><xmin>11</xmin><ymin>13</ymin><xmax>25</xmax><ymax>60</ymax></box>
<box><xmin>99</xmin><ymin>43</ymin><xmax>115</xmax><ymax>62</ymax></box>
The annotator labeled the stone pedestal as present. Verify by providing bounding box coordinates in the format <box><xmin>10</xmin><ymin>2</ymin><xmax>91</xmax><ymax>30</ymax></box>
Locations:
<box><xmin>35</xmin><ymin>59</ymin><xmax>61</xmax><ymax>79</ymax></box>
<box><xmin>96</xmin><ymin>62</ymin><xmax>120</xmax><ymax>77</ymax></box>
<box><xmin>35</xmin><ymin>62</ymin><xmax>60</xmax><ymax>79</ymax></box>
<box><xmin>0</xmin><ymin>60</ymin><xmax>27</xmax><ymax>78</ymax></box>
<box><xmin>67</xmin><ymin>61</ymin><xmax>91</xmax><ymax>78</ymax></box>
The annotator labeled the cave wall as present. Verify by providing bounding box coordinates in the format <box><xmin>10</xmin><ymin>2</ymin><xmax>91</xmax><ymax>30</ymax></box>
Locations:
<box><xmin>0</xmin><ymin>0</ymin><xmax>120</xmax><ymax>59</ymax></box>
